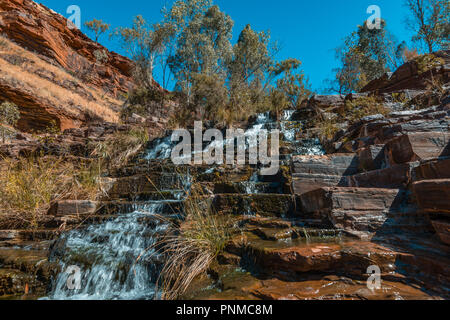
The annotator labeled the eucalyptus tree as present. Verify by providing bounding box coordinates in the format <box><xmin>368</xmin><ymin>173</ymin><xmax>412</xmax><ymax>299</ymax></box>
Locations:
<box><xmin>114</xmin><ymin>16</ymin><xmax>175</xmax><ymax>89</ymax></box>
<box><xmin>167</xmin><ymin>4</ymin><xmax>234</xmax><ymax>101</ymax></box>
<box><xmin>326</xmin><ymin>20</ymin><xmax>405</xmax><ymax>94</ymax></box>
<box><xmin>404</xmin><ymin>0</ymin><xmax>449</xmax><ymax>53</ymax></box>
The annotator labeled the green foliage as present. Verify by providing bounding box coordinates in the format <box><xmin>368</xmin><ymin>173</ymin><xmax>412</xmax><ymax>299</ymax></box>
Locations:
<box><xmin>114</xmin><ymin>16</ymin><xmax>176</xmax><ymax>89</ymax></box>
<box><xmin>118</xmin><ymin>1</ymin><xmax>312</xmax><ymax>125</ymax></box>
<box><xmin>168</xmin><ymin>4</ymin><xmax>233</xmax><ymax>97</ymax></box>
<box><xmin>93</xmin><ymin>49</ymin><xmax>108</xmax><ymax>65</ymax></box>
<box><xmin>404</xmin><ymin>0</ymin><xmax>449</xmax><ymax>53</ymax></box>
<box><xmin>317</xmin><ymin>118</ymin><xmax>340</xmax><ymax>142</ymax></box>
<box><xmin>121</xmin><ymin>86</ymin><xmax>167</xmax><ymax>120</ymax></box>
<box><xmin>272</xmin><ymin>59</ymin><xmax>312</xmax><ymax>109</ymax></box>
<box><xmin>84</xmin><ymin>19</ymin><xmax>110</xmax><ymax>42</ymax></box>
<box><xmin>0</xmin><ymin>101</ymin><xmax>20</xmax><ymax>143</ymax></box>
<box><xmin>325</xmin><ymin>20</ymin><xmax>405</xmax><ymax>95</ymax></box>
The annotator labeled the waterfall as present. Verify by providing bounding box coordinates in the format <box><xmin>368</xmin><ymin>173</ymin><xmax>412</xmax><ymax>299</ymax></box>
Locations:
<box><xmin>45</xmin><ymin>110</ymin><xmax>324</xmax><ymax>300</ymax></box>
<box><xmin>46</xmin><ymin>201</ymin><xmax>181</xmax><ymax>300</ymax></box>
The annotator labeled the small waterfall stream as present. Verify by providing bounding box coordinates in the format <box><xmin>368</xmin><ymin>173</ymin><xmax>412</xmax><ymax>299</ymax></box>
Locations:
<box><xmin>46</xmin><ymin>199</ymin><xmax>185</xmax><ymax>300</ymax></box>
<box><xmin>46</xmin><ymin>110</ymin><xmax>325</xmax><ymax>300</ymax></box>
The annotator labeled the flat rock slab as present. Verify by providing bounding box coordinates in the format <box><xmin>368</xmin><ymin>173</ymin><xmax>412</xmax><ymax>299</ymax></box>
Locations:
<box><xmin>247</xmin><ymin>276</ymin><xmax>441</xmax><ymax>300</ymax></box>
<box><xmin>343</xmin><ymin>164</ymin><xmax>414</xmax><ymax>189</ymax></box>
<box><xmin>298</xmin><ymin>187</ymin><xmax>403</xmax><ymax>236</ymax></box>
<box><xmin>292</xmin><ymin>154</ymin><xmax>359</xmax><ymax>195</ymax></box>
<box><xmin>48</xmin><ymin>200</ymin><xmax>99</xmax><ymax>216</ymax></box>
<box><xmin>241</xmin><ymin>239</ymin><xmax>398</xmax><ymax>276</ymax></box>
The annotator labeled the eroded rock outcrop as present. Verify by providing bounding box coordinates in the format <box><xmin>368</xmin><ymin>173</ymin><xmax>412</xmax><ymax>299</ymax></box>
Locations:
<box><xmin>0</xmin><ymin>0</ymin><xmax>133</xmax><ymax>94</ymax></box>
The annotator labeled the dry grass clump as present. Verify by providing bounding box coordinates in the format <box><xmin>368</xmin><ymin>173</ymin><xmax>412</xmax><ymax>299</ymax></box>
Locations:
<box><xmin>92</xmin><ymin>127</ymin><xmax>149</xmax><ymax>168</ymax></box>
<box><xmin>344</xmin><ymin>96</ymin><xmax>389</xmax><ymax>122</ymax></box>
<box><xmin>143</xmin><ymin>181</ymin><xmax>232</xmax><ymax>300</ymax></box>
<box><xmin>317</xmin><ymin>118</ymin><xmax>340</xmax><ymax>141</ymax></box>
<box><xmin>0</xmin><ymin>157</ymin><xmax>103</xmax><ymax>229</ymax></box>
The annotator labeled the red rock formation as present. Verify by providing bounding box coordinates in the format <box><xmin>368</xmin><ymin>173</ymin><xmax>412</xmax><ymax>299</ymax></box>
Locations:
<box><xmin>362</xmin><ymin>51</ymin><xmax>450</xmax><ymax>94</ymax></box>
<box><xmin>0</xmin><ymin>0</ymin><xmax>134</xmax><ymax>94</ymax></box>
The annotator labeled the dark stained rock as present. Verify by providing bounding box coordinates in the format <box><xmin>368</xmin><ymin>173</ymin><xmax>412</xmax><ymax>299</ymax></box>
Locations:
<box><xmin>291</xmin><ymin>154</ymin><xmax>359</xmax><ymax>195</ymax></box>
<box><xmin>361</xmin><ymin>51</ymin><xmax>449</xmax><ymax>94</ymax></box>
<box><xmin>357</xmin><ymin>144</ymin><xmax>386</xmax><ymax>171</ymax></box>
<box><xmin>384</xmin><ymin>132</ymin><xmax>450</xmax><ymax>166</ymax></box>
<box><xmin>412</xmin><ymin>179</ymin><xmax>450</xmax><ymax>215</ymax></box>
<box><xmin>414</xmin><ymin>157</ymin><xmax>450</xmax><ymax>181</ymax></box>
<box><xmin>431</xmin><ymin>220</ymin><xmax>450</xmax><ymax>245</ymax></box>
<box><xmin>212</xmin><ymin>194</ymin><xmax>295</xmax><ymax>217</ymax></box>
<box><xmin>343</xmin><ymin>164</ymin><xmax>415</xmax><ymax>189</ymax></box>
<box><xmin>298</xmin><ymin>187</ymin><xmax>403</xmax><ymax>237</ymax></box>
<box><xmin>309</xmin><ymin>95</ymin><xmax>345</xmax><ymax>110</ymax></box>
<box><xmin>48</xmin><ymin>200</ymin><xmax>99</xmax><ymax>216</ymax></box>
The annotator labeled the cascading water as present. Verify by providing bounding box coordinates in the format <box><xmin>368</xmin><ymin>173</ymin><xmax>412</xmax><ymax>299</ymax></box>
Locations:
<box><xmin>46</xmin><ymin>146</ymin><xmax>190</xmax><ymax>300</ymax></box>
<box><xmin>46</xmin><ymin>197</ymin><xmax>187</xmax><ymax>300</ymax></box>
<box><xmin>279</xmin><ymin>109</ymin><xmax>325</xmax><ymax>156</ymax></box>
<box><xmin>46</xmin><ymin>110</ymin><xmax>324</xmax><ymax>300</ymax></box>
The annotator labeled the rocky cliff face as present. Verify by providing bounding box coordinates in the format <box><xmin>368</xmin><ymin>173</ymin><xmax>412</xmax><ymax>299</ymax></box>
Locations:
<box><xmin>0</xmin><ymin>0</ymin><xmax>133</xmax><ymax>95</ymax></box>
<box><xmin>0</xmin><ymin>0</ymin><xmax>137</xmax><ymax>132</ymax></box>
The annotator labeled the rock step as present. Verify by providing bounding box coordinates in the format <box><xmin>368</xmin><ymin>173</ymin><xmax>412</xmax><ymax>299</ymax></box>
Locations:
<box><xmin>107</xmin><ymin>174</ymin><xmax>187</xmax><ymax>198</ymax></box>
<box><xmin>413</xmin><ymin>179</ymin><xmax>450</xmax><ymax>215</ymax></box>
<box><xmin>229</xmin><ymin>233</ymin><xmax>398</xmax><ymax>277</ymax></box>
<box><xmin>98</xmin><ymin>200</ymin><xmax>184</xmax><ymax>215</ymax></box>
<box><xmin>297</xmin><ymin>187</ymin><xmax>411</xmax><ymax>239</ymax></box>
<box><xmin>384</xmin><ymin>132</ymin><xmax>450</xmax><ymax>166</ymax></box>
<box><xmin>414</xmin><ymin>157</ymin><xmax>450</xmax><ymax>181</ymax></box>
<box><xmin>0</xmin><ymin>230</ymin><xmax>59</xmax><ymax>242</ymax></box>
<box><xmin>291</xmin><ymin>154</ymin><xmax>359</xmax><ymax>195</ymax></box>
<box><xmin>107</xmin><ymin>190</ymin><xmax>187</xmax><ymax>201</ymax></box>
<box><xmin>212</xmin><ymin>194</ymin><xmax>295</xmax><ymax>217</ymax></box>
<box><xmin>200</xmin><ymin>181</ymin><xmax>288</xmax><ymax>195</ymax></box>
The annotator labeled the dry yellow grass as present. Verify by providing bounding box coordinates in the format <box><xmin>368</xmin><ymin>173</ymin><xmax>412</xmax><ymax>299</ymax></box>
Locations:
<box><xmin>0</xmin><ymin>35</ymin><xmax>121</xmax><ymax>123</ymax></box>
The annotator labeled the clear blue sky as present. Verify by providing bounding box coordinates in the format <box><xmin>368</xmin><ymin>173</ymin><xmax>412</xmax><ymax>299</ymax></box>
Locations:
<box><xmin>38</xmin><ymin>0</ymin><xmax>414</xmax><ymax>92</ymax></box>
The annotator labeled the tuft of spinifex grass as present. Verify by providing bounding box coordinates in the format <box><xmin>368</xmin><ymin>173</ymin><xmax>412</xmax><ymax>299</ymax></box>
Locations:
<box><xmin>139</xmin><ymin>173</ymin><xmax>233</xmax><ymax>300</ymax></box>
